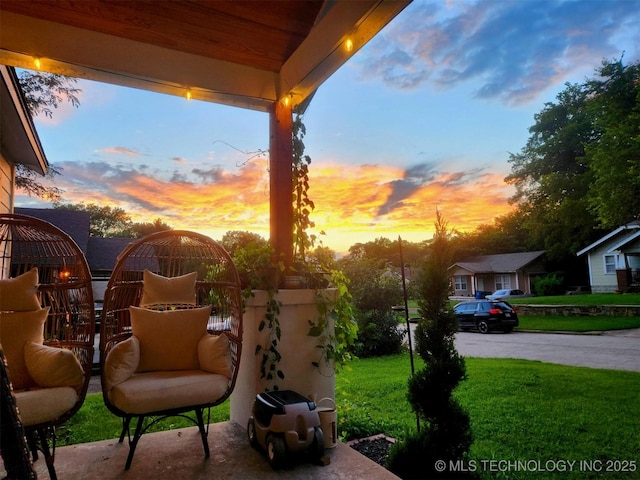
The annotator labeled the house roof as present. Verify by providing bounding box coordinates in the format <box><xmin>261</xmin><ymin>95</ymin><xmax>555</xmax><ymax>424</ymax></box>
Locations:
<box><xmin>0</xmin><ymin>1</ymin><xmax>410</xmax><ymax>112</ymax></box>
<box><xmin>87</xmin><ymin>237</ymin><xmax>134</xmax><ymax>271</ymax></box>
<box><xmin>450</xmin><ymin>251</ymin><xmax>546</xmax><ymax>274</ymax></box>
<box><xmin>576</xmin><ymin>221</ymin><xmax>640</xmax><ymax>256</ymax></box>
<box><xmin>15</xmin><ymin>207</ymin><xmax>90</xmax><ymax>253</ymax></box>
<box><xmin>0</xmin><ymin>65</ymin><xmax>47</xmax><ymax>174</ymax></box>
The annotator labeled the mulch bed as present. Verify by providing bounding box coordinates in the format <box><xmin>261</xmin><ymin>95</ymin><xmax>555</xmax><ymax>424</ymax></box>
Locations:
<box><xmin>347</xmin><ymin>434</ymin><xmax>395</xmax><ymax>468</ymax></box>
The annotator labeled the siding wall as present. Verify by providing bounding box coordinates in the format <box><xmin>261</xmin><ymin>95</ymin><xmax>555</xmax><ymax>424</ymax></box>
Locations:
<box><xmin>0</xmin><ymin>154</ymin><xmax>14</xmax><ymax>213</ymax></box>
<box><xmin>588</xmin><ymin>244</ymin><xmax>619</xmax><ymax>293</ymax></box>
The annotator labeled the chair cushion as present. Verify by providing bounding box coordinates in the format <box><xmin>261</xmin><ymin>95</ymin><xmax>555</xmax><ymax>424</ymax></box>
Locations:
<box><xmin>140</xmin><ymin>270</ymin><xmax>197</xmax><ymax>307</ymax></box>
<box><xmin>14</xmin><ymin>386</ymin><xmax>79</xmax><ymax>427</ymax></box>
<box><xmin>25</xmin><ymin>342</ymin><xmax>84</xmax><ymax>391</ymax></box>
<box><xmin>198</xmin><ymin>333</ymin><xmax>232</xmax><ymax>379</ymax></box>
<box><xmin>130</xmin><ymin>306</ymin><xmax>211</xmax><ymax>372</ymax></box>
<box><xmin>0</xmin><ymin>308</ymin><xmax>49</xmax><ymax>389</ymax></box>
<box><xmin>0</xmin><ymin>268</ymin><xmax>40</xmax><ymax>311</ymax></box>
<box><xmin>103</xmin><ymin>336</ymin><xmax>140</xmax><ymax>390</ymax></box>
<box><xmin>108</xmin><ymin>370</ymin><xmax>230</xmax><ymax>414</ymax></box>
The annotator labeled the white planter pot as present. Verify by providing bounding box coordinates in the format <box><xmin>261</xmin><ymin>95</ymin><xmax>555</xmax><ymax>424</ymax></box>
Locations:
<box><xmin>230</xmin><ymin>288</ymin><xmax>337</xmax><ymax>428</ymax></box>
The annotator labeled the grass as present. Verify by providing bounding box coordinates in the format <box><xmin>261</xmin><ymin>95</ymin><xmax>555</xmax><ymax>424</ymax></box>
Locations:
<box><xmin>337</xmin><ymin>355</ymin><xmax>640</xmax><ymax>480</ymax></box>
<box><xmin>57</xmin><ymin>397</ymin><xmax>230</xmax><ymax>447</ymax></box>
<box><xmin>60</xmin><ymin>356</ymin><xmax>639</xmax><ymax>480</ymax></box>
<box><xmin>517</xmin><ymin>315</ymin><xmax>640</xmax><ymax>331</ymax></box>
<box><xmin>508</xmin><ymin>293</ymin><xmax>640</xmax><ymax>305</ymax></box>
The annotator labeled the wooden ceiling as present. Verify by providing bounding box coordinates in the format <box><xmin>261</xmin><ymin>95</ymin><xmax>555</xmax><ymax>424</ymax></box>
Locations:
<box><xmin>0</xmin><ymin>0</ymin><xmax>410</xmax><ymax>111</ymax></box>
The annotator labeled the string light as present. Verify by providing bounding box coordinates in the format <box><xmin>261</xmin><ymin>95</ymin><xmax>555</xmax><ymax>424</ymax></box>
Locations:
<box><xmin>345</xmin><ymin>38</ymin><xmax>354</xmax><ymax>53</ymax></box>
<box><xmin>33</xmin><ymin>57</ymin><xmax>41</xmax><ymax>69</ymax></box>
<box><xmin>185</xmin><ymin>88</ymin><xmax>192</xmax><ymax>101</ymax></box>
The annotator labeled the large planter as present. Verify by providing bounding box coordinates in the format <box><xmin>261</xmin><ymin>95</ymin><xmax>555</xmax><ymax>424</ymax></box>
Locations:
<box><xmin>230</xmin><ymin>288</ymin><xmax>337</xmax><ymax>428</ymax></box>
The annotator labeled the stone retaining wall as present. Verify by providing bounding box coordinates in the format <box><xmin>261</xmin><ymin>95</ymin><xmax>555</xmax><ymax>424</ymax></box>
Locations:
<box><xmin>515</xmin><ymin>305</ymin><xmax>640</xmax><ymax>317</ymax></box>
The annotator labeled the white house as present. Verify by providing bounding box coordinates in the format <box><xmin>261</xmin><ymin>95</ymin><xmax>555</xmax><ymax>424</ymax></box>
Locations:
<box><xmin>577</xmin><ymin>221</ymin><xmax>640</xmax><ymax>293</ymax></box>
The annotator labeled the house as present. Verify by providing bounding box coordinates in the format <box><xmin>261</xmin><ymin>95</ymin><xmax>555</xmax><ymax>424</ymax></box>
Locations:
<box><xmin>576</xmin><ymin>221</ymin><xmax>640</xmax><ymax>293</ymax></box>
<box><xmin>449</xmin><ymin>250</ymin><xmax>547</xmax><ymax>297</ymax></box>
<box><xmin>15</xmin><ymin>207</ymin><xmax>133</xmax><ymax>302</ymax></box>
<box><xmin>0</xmin><ymin>65</ymin><xmax>47</xmax><ymax>212</ymax></box>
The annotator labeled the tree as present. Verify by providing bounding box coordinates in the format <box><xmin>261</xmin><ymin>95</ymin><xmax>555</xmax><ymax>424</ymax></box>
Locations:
<box><xmin>16</xmin><ymin>71</ymin><xmax>81</xmax><ymax>200</ymax></box>
<box><xmin>220</xmin><ymin>231</ymin><xmax>268</xmax><ymax>258</ymax></box>
<box><xmin>55</xmin><ymin>202</ymin><xmax>171</xmax><ymax>237</ymax></box>
<box><xmin>19</xmin><ymin>71</ymin><xmax>80</xmax><ymax>119</ymax></box>
<box><xmin>131</xmin><ymin>218</ymin><xmax>172</xmax><ymax>238</ymax></box>
<box><xmin>505</xmin><ymin>82</ymin><xmax>598</xmax><ymax>261</ymax></box>
<box><xmin>584</xmin><ymin>58</ymin><xmax>640</xmax><ymax>227</ymax></box>
<box><xmin>388</xmin><ymin>211</ymin><xmax>472</xmax><ymax>479</ymax></box>
<box><xmin>55</xmin><ymin>203</ymin><xmax>132</xmax><ymax>237</ymax></box>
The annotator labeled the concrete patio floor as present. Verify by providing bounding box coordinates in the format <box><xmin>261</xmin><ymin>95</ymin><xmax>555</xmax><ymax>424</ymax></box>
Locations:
<box><xmin>3</xmin><ymin>421</ymin><xmax>400</xmax><ymax>480</ymax></box>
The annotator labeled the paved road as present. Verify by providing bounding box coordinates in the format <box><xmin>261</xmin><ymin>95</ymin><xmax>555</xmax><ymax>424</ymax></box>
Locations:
<box><xmin>402</xmin><ymin>326</ymin><xmax>640</xmax><ymax>372</ymax></box>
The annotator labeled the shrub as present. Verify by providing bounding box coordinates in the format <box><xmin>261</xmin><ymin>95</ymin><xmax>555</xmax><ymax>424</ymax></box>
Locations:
<box><xmin>534</xmin><ymin>273</ymin><xmax>564</xmax><ymax>296</ymax></box>
<box><xmin>353</xmin><ymin>310</ymin><xmax>405</xmax><ymax>358</ymax></box>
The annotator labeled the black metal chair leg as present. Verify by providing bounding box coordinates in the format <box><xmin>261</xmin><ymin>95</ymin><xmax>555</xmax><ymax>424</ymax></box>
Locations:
<box><xmin>37</xmin><ymin>427</ymin><xmax>58</xmax><ymax>480</ymax></box>
<box><xmin>194</xmin><ymin>408</ymin><xmax>210</xmax><ymax>458</ymax></box>
<box><xmin>125</xmin><ymin>415</ymin><xmax>145</xmax><ymax>470</ymax></box>
<box><xmin>119</xmin><ymin>416</ymin><xmax>131</xmax><ymax>443</ymax></box>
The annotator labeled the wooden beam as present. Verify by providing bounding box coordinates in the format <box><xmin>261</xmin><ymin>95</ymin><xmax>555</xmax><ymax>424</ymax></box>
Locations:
<box><xmin>269</xmin><ymin>101</ymin><xmax>293</xmax><ymax>270</ymax></box>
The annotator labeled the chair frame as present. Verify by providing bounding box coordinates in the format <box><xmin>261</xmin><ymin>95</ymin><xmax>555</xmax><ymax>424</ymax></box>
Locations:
<box><xmin>0</xmin><ymin>213</ymin><xmax>95</xmax><ymax>480</ymax></box>
<box><xmin>99</xmin><ymin>230</ymin><xmax>243</xmax><ymax>470</ymax></box>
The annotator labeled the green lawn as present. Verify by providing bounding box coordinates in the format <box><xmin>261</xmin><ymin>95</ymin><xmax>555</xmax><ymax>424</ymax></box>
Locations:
<box><xmin>60</xmin><ymin>356</ymin><xmax>639</xmax><ymax>479</ymax></box>
<box><xmin>517</xmin><ymin>315</ymin><xmax>640</xmax><ymax>331</ymax></box>
<box><xmin>337</xmin><ymin>355</ymin><xmax>640</xmax><ymax>480</ymax></box>
<box><xmin>509</xmin><ymin>293</ymin><xmax>640</xmax><ymax>305</ymax></box>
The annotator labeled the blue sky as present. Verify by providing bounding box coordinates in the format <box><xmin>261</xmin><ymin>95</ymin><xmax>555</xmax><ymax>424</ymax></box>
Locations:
<box><xmin>18</xmin><ymin>0</ymin><xmax>640</xmax><ymax>254</ymax></box>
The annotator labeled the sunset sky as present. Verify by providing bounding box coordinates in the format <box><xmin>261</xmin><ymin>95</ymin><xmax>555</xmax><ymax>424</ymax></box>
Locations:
<box><xmin>16</xmin><ymin>0</ymin><xmax>640</xmax><ymax>254</ymax></box>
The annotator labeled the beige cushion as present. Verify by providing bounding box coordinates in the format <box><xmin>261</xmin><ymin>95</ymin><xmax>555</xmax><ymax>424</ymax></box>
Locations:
<box><xmin>108</xmin><ymin>370</ymin><xmax>229</xmax><ymax>414</ymax></box>
<box><xmin>140</xmin><ymin>270</ymin><xmax>197</xmax><ymax>306</ymax></box>
<box><xmin>130</xmin><ymin>306</ymin><xmax>211</xmax><ymax>372</ymax></box>
<box><xmin>15</xmin><ymin>387</ymin><xmax>79</xmax><ymax>427</ymax></box>
<box><xmin>198</xmin><ymin>333</ymin><xmax>232</xmax><ymax>379</ymax></box>
<box><xmin>0</xmin><ymin>268</ymin><xmax>40</xmax><ymax>311</ymax></box>
<box><xmin>0</xmin><ymin>308</ymin><xmax>49</xmax><ymax>389</ymax></box>
<box><xmin>103</xmin><ymin>336</ymin><xmax>140</xmax><ymax>390</ymax></box>
<box><xmin>25</xmin><ymin>342</ymin><xmax>84</xmax><ymax>391</ymax></box>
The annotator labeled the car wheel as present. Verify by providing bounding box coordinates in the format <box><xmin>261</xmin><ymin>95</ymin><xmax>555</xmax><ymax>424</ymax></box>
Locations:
<box><xmin>310</xmin><ymin>426</ymin><xmax>325</xmax><ymax>460</ymax></box>
<box><xmin>247</xmin><ymin>418</ymin><xmax>259</xmax><ymax>448</ymax></box>
<box><xmin>502</xmin><ymin>326</ymin><xmax>514</xmax><ymax>333</ymax></box>
<box><xmin>477</xmin><ymin>320</ymin><xmax>490</xmax><ymax>334</ymax></box>
<box><xmin>266</xmin><ymin>434</ymin><xmax>286</xmax><ymax>468</ymax></box>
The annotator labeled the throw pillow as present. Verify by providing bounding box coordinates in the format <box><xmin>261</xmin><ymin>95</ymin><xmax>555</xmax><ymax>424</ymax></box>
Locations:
<box><xmin>140</xmin><ymin>270</ymin><xmax>197</xmax><ymax>306</ymax></box>
<box><xmin>25</xmin><ymin>342</ymin><xmax>84</xmax><ymax>390</ymax></box>
<box><xmin>198</xmin><ymin>333</ymin><xmax>232</xmax><ymax>379</ymax></box>
<box><xmin>0</xmin><ymin>308</ymin><xmax>49</xmax><ymax>389</ymax></box>
<box><xmin>130</xmin><ymin>305</ymin><xmax>211</xmax><ymax>372</ymax></box>
<box><xmin>103</xmin><ymin>336</ymin><xmax>140</xmax><ymax>390</ymax></box>
<box><xmin>0</xmin><ymin>268</ymin><xmax>40</xmax><ymax>311</ymax></box>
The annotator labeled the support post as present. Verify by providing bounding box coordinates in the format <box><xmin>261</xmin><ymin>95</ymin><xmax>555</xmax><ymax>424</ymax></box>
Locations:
<box><xmin>269</xmin><ymin>100</ymin><xmax>294</xmax><ymax>270</ymax></box>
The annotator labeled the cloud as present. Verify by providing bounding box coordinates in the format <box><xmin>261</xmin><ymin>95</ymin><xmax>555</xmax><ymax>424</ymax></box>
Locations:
<box><xmin>99</xmin><ymin>146</ymin><xmax>144</xmax><ymax>156</ymax></box>
<box><xmin>359</xmin><ymin>0</ymin><xmax>640</xmax><ymax>104</ymax></box>
<box><xmin>31</xmin><ymin>156</ymin><xmax>514</xmax><ymax>253</ymax></box>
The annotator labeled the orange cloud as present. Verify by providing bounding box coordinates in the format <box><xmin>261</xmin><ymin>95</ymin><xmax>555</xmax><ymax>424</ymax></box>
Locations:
<box><xmin>36</xmin><ymin>157</ymin><xmax>514</xmax><ymax>253</ymax></box>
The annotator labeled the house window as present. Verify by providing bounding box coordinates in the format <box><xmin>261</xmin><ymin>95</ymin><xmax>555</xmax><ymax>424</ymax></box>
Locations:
<box><xmin>454</xmin><ymin>276</ymin><xmax>467</xmax><ymax>291</ymax></box>
<box><xmin>604</xmin><ymin>254</ymin><xmax>617</xmax><ymax>274</ymax></box>
<box><xmin>495</xmin><ymin>274</ymin><xmax>511</xmax><ymax>290</ymax></box>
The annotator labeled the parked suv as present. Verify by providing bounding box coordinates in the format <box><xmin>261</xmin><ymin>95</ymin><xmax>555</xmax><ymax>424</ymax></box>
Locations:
<box><xmin>454</xmin><ymin>300</ymin><xmax>519</xmax><ymax>334</ymax></box>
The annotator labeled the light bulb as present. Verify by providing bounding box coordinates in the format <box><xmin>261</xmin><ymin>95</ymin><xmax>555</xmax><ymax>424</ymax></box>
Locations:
<box><xmin>34</xmin><ymin>57</ymin><xmax>41</xmax><ymax>69</ymax></box>
<box><xmin>185</xmin><ymin>89</ymin><xmax>192</xmax><ymax>101</ymax></box>
<box><xmin>345</xmin><ymin>38</ymin><xmax>354</xmax><ymax>53</ymax></box>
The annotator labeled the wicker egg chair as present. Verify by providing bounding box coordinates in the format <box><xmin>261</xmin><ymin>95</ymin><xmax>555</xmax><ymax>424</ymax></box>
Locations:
<box><xmin>0</xmin><ymin>213</ymin><xmax>95</xmax><ymax>480</ymax></box>
<box><xmin>99</xmin><ymin>229</ymin><xmax>243</xmax><ymax>470</ymax></box>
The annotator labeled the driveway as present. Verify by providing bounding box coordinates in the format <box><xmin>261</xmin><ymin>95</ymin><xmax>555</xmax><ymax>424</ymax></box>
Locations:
<box><xmin>403</xmin><ymin>325</ymin><xmax>640</xmax><ymax>372</ymax></box>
